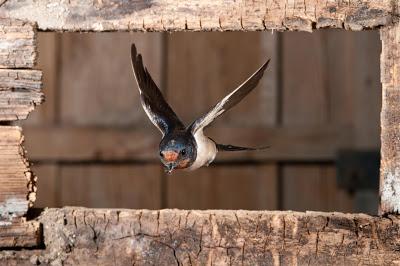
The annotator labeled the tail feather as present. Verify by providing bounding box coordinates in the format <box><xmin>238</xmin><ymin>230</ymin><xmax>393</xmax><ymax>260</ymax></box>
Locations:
<box><xmin>216</xmin><ymin>143</ymin><xmax>270</xmax><ymax>152</ymax></box>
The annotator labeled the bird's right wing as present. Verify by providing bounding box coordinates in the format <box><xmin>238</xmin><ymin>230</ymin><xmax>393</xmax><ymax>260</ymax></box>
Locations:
<box><xmin>131</xmin><ymin>44</ymin><xmax>185</xmax><ymax>136</ymax></box>
<box><xmin>188</xmin><ymin>59</ymin><xmax>270</xmax><ymax>135</ymax></box>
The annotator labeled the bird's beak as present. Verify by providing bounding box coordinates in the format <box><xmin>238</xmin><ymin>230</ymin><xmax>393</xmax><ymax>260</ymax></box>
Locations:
<box><xmin>165</xmin><ymin>162</ymin><xmax>177</xmax><ymax>174</ymax></box>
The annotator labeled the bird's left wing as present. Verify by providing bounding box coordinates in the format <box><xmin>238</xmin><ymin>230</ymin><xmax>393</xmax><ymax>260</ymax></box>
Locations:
<box><xmin>131</xmin><ymin>44</ymin><xmax>185</xmax><ymax>136</ymax></box>
<box><xmin>188</xmin><ymin>59</ymin><xmax>270</xmax><ymax>134</ymax></box>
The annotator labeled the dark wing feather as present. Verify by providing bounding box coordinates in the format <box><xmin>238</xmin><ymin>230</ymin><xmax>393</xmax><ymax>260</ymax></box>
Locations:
<box><xmin>188</xmin><ymin>59</ymin><xmax>270</xmax><ymax>134</ymax></box>
<box><xmin>216</xmin><ymin>143</ymin><xmax>269</xmax><ymax>152</ymax></box>
<box><xmin>131</xmin><ymin>44</ymin><xmax>185</xmax><ymax>135</ymax></box>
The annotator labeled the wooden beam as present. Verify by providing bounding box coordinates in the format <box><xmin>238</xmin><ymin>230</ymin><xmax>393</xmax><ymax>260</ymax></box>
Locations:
<box><xmin>0</xmin><ymin>127</ymin><xmax>35</xmax><ymax>221</ymax></box>
<box><xmin>380</xmin><ymin>23</ymin><xmax>400</xmax><ymax>214</ymax></box>
<box><xmin>0</xmin><ymin>0</ymin><xmax>394</xmax><ymax>32</ymax></box>
<box><xmin>0</xmin><ymin>18</ymin><xmax>37</xmax><ymax>68</ymax></box>
<box><xmin>0</xmin><ymin>221</ymin><xmax>41</xmax><ymax>248</ymax></box>
<box><xmin>0</xmin><ymin>69</ymin><xmax>43</xmax><ymax>121</ymax></box>
<box><xmin>0</xmin><ymin>208</ymin><xmax>399</xmax><ymax>265</ymax></box>
<box><xmin>23</xmin><ymin>125</ymin><xmax>353</xmax><ymax>162</ymax></box>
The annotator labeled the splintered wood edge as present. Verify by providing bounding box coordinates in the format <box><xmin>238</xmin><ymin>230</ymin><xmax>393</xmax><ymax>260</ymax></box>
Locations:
<box><xmin>0</xmin><ymin>69</ymin><xmax>43</xmax><ymax>121</ymax></box>
<box><xmin>0</xmin><ymin>0</ymin><xmax>395</xmax><ymax>32</ymax></box>
<box><xmin>0</xmin><ymin>208</ymin><xmax>399</xmax><ymax>265</ymax></box>
<box><xmin>0</xmin><ymin>220</ymin><xmax>41</xmax><ymax>248</ymax></box>
<box><xmin>380</xmin><ymin>23</ymin><xmax>400</xmax><ymax>214</ymax></box>
<box><xmin>0</xmin><ymin>126</ymin><xmax>36</xmax><ymax>221</ymax></box>
<box><xmin>0</xmin><ymin>17</ymin><xmax>37</xmax><ymax>68</ymax></box>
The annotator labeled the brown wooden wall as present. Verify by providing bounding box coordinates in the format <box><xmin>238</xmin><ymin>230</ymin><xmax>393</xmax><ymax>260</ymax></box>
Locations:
<box><xmin>20</xmin><ymin>30</ymin><xmax>381</xmax><ymax>213</ymax></box>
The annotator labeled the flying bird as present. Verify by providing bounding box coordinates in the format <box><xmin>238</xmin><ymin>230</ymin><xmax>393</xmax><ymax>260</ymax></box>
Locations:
<box><xmin>130</xmin><ymin>44</ymin><xmax>270</xmax><ymax>173</ymax></box>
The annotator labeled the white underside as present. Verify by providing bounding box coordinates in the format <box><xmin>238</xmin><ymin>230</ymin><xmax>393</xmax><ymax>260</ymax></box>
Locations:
<box><xmin>187</xmin><ymin>129</ymin><xmax>218</xmax><ymax>170</ymax></box>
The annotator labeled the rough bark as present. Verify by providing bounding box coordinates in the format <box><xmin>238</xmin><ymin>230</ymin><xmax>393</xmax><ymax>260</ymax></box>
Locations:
<box><xmin>0</xmin><ymin>70</ymin><xmax>43</xmax><ymax>121</ymax></box>
<box><xmin>0</xmin><ymin>208</ymin><xmax>399</xmax><ymax>265</ymax></box>
<box><xmin>0</xmin><ymin>127</ymin><xmax>35</xmax><ymax>221</ymax></box>
<box><xmin>0</xmin><ymin>0</ymin><xmax>395</xmax><ymax>32</ymax></box>
<box><xmin>0</xmin><ymin>220</ymin><xmax>41</xmax><ymax>248</ymax></box>
<box><xmin>380</xmin><ymin>24</ymin><xmax>400</xmax><ymax>214</ymax></box>
<box><xmin>0</xmin><ymin>18</ymin><xmax>37</xmax><ymax>68</ymax></box>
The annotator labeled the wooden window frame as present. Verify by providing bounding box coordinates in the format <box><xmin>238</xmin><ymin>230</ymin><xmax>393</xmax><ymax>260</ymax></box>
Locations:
<box><xmin>0</xmin><ymin>1</ymin><xmax>399</xmax><ymax>264</ymax></box>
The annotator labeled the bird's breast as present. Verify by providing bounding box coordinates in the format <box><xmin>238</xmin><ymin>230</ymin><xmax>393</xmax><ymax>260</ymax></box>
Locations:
<box><xmin>187</xmin><ymin>130</ymin><xmax>217</xmax><ymax>170</ymax></box>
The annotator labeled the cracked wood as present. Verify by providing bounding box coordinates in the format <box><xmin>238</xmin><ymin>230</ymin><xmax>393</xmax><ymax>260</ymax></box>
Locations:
<box><xmin>0</xmin><ymin>221</ymin><xmax>41</xmax><ymax>248</ymax></box>
<box><xmin>0</xmin><ymin>127</ymin><xmax>35</xmax><ymax>221</ymax></box>
<box><xmin>1</xmin><ymin>208</ymin><xmax>399</xmax><ymax>265</ymax></box>
<box><xmin>0</xmin><ymin>18</ymin><xmax>37</xmax><ymax>68</ymax></box>
<box><xmin>0</xmin><ymin>69</ymin><xmax>43</xmax><ymax>121</ymax></box>
<box><xmin>380</xmin><ymin>23</ymin><xmax>400</xmax><ymax>214</ymax></box>
<box><xmin>0</xmin><ymin>0</ymin><xmax>395</xmax><ymax>32</ymax></box>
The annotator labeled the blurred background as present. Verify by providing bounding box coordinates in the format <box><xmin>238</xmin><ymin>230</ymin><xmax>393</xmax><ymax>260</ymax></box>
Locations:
<box><xmin>20</xmin><ymin>30</ymin><xmax>381</xmax><ymax>214</ymax></box>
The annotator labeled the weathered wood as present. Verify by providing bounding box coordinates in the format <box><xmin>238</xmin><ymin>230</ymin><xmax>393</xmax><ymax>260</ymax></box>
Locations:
<box><xmin>0</xmin><ymin>221</ymin><xmax>41</xmax><ymax>248</ymax></box>
<box><xmin>0</xmin><ymin>0</ymin><xmax>394</xmax><ymax>32</ymax></box>
<box><xmin>58</xmin><ymin>165</ymin><xmax>162</xmax><ymax>209</ymax></box>
<box><xmin>1</xmin><ymin>208</ymin><xmax>399</xmax><ymax>265</ymax></box>
<box><xmin>283</xmin><ymin>166</ymin><xmax>354</xmax><ymax>212</ymax></box>
<box><xmin>0</xmin><ymin>127</ymin><xmax>35</xmax><ymax>221</ymax></box>
<box><xmin>167</xmin><ymin>165</ymin><xmax>277</xmax><ymax>210</ymax></box>
<box><xmin>380</xmin><ymin>24</ymin><xmax>400</xmax><ymax>214</ymax></box>
<box><xmin>58</xmin><ymin>33</ymin><xmax>163</xmax><ymax>126</ymax></box>
<box><xmin>0</xmin><ymin>69</ymin><xmax>43</xmax><ymax>121</ymax></box>
<box><xmin>24</xmin><ymin>33</ymin><xmax>60</xmax><ymax>125</ymax></box>
<box><xmin>23</xmin><ymin>126</ymin><xmax>353</xmax><ymax>162</ymax></box>
<box><xmin>0</xmin><ymin>18</ymin><xmax>37</xmax><ymax>68</ymax></box>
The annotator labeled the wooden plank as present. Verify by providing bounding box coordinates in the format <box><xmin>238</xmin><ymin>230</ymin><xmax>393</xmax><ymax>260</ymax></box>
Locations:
<box><xmin>0</xmin><ymin>0</ymin><xmax>393</xmax><ymax>32</ymax></box>
<box><xmin>380</xmin><ymin>24</ymin><xmax>400</xmax><ymax>214</ymax></box>
<box><xmin>0</xmin><ymin>18</ymin><xmax>36</xmax><ymax>68</ymax></box>
<box><xmin>23</xmin><ymin>33</ymin><xmax>60</xmax><ymax>125</ymax></box>
<box><xmin>0</xmin><ymin>127</ymin><xmax>35</xmax><ymax>221</ymax></box>
<box><xmin>326</xmin><ymin>30</ymin><xmax>381</xmax><ymax>149</ymax></box>
<box><xmin>0</xmin><ymin>69</ymin><xmax>43</xmax><ymax>121</ymax></box>
<box><xmin>283</xmin><ymin>165</ymin><xmax>354</xmax><ymax>212</ymax></box>
<box><xmin>59</xmin><ymin>33</ymin><xmax>163</xmax><ymax>126</ymax></box>
<box><xmin>23</xmin><ymin>125</ymin><xmax>353</xmax><ymax>162</ymax></box>
<box><xmin>1</xmin><ymin>208</ymin><xmax>400</xmax><ymax>265</ymax></box>
<box><xmin>31</xmin><ymin>164</ymin><xmax>58</xmax><ymax>208</ymax></box>
<box><xmin>166</xmin><ymin>31</ymin><xmax>277</xmax><ymax>126</ymax></box>
<box><xmin>281</xmin><ymin>31</ymin><xmax>356</xmax><ymax>212</ymax></box>
<box><xmin>0</xmin><ymin>221</ymin><xmax>41</xmax><ymax>248</ymax></box>
<box><xmin>58</xmin><ymin>165</ymin><xmax>162</xmax><ymax>209</ymax></box>
<box><xmin>167</xmin><ymin>164</ymin><xmax>277</xmax><ymax>209</ymax></box>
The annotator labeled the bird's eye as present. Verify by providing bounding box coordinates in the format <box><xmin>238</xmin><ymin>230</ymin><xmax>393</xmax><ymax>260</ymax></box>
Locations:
<box><xmin>180</xmin><ymin>149</ymin><xmax>186</xmax><ymax>156</ymax></box>
<box><xmin>159</xmin><ymin>151</ymin><xmax>163</xmax><ymax>157</ymax></box>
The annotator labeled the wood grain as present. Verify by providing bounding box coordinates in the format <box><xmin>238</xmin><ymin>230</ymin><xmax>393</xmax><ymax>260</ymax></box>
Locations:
<box><xmin>167</xmin><ymin>164</ymin><xmax>277</xmax><ymax>209</ymax></box>
<box><xmin>166</xmin><ymin>31</ymin><xmax>277</xmax><ymax>127</ymax></box>
<box><xmin>0</xmin><ymin>127</ymin><xmax>35</xmax><ymax>221</ymax></box>
<box><xmin>1</xmin><ymin>208</ymin><xmax>400</xmax><ymax>265</ymax></box>
<box><xmin>0</xmin><ymin>221</ymin><xmax>40</xmax><ymax>248</ymax></box>
<box><xmin>59</xmin><ymin>33</ymin><xmax>163</xmax><ymax>126</ymax></box>
<box><xmin>58</xmin><ymin>165</ymin><xmax>162</xmax><ymax>209</ymax></box>
<box><xmin>23</xmin><ymin>125</ymin><xmax>353</xmax><ymax>162</ymax></box>
<box><xmin>283</xmin><ymin>165</ymin><xmax>353</xmax><ymax>212</ymax></box>
<box><xmin>0</xmin><ymin>18</ymin><xmax>36</xmax><ymax>68</ymax></box>
<box><xmin>380</xmin><ymin>24</ymin><xmax>400</xmax><ymax>214</ymax></box>
<box><xmin>0</xmin><ymin>69</ymin><xmax>43</xmax><ymax>121</ymax></box>
<box><xmin>23</xmin><ymin>33</ymin><xmax>60</xmax><ymax>125</ymax></box>
<box><xmin>0</xmin><ymin>0</ymin><xmax>393</xmax><ymax>32</ymax></box>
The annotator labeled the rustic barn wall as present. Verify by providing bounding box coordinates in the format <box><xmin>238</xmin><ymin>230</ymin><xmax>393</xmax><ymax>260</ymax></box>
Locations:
<box><xmin>21</xmin><ymin>30</ymin><xmax>381</xmax><ymax>212</ymax></box>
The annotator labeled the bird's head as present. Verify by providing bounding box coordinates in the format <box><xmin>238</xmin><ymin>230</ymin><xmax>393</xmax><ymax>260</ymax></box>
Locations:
<box><xmin>159</xmin><ymin>131</ymin><xmax>197</xmax><ymax>173</ymax></box>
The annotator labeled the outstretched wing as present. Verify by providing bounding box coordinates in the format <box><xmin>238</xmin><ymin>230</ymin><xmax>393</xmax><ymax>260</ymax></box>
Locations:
<box><xmin>216</xmin><ymin>143</ymin><xmax>269</xmax><ymax>152</ymax></box>
<box><xmin>188</xmin><ymin>59</ymin><xmax>270</xmax><ymax>134</ymax></box>
<box><xmin>131</xmin><ymin>44</ymin><xmax>185</xmax><ymax>136</ymax></box>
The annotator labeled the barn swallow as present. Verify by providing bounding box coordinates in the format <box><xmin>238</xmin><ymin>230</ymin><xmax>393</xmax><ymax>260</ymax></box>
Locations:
<box><xmin>131</xmin><ymin>44</ymin><xmax>270</xmax><ymax>173</ymax></box>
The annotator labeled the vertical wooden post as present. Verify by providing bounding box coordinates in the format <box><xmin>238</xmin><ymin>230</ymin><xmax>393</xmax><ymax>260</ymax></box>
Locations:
<box><xmin>380</xmin><ymin>23</ymin><xmax>400</xmax><ymax>214</ymax></box>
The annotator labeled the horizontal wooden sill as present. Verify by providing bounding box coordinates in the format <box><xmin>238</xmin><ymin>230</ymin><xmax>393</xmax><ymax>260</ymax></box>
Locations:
<box><xmin>1</xmin><ymin>208</ymin><xmax>399</xmax><ymax>265</ymax></box>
